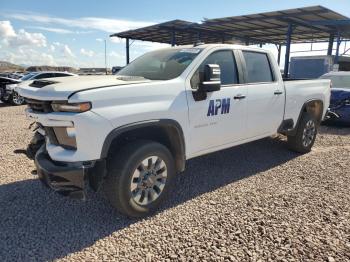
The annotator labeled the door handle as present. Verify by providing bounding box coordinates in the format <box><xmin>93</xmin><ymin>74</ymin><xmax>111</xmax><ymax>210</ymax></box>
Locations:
<box><xmin>234</xmin><ymin>94</ymin><xmax>246</xmax><ymax>100</ymax></box>
<box><xmin>274</xmin><ymin>90</ymin><xmax>283</xmax><ymax>95</ymax></box>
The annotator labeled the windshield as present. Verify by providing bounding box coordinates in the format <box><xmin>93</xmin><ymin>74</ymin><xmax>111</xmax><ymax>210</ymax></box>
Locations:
<box><xmin>321</xmin><ymin>75</ymin><xmax>350</xmax><ymax>89</ymax></box>
<box><xmin>117</xmin><ymin>48</ymin><xmax>202</xmax><ymax>80</ymax></box>
<box><xmin>21</xmin><ymin>73</ymin><xmax>38</xmax><ymax>81</ymax></box>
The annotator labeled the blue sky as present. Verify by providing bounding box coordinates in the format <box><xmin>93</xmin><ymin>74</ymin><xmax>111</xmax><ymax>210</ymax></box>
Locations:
<box><xmin>1</xmin><ymin>0</ymin><xmax>350</xmax><ymax>68</ymax></box>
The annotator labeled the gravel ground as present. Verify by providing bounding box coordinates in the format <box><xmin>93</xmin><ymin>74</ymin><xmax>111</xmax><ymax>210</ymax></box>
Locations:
<box><xmin>0</xmin><ymin>104</ymin><xmax>349</xmax><ymax>262</ymax></box>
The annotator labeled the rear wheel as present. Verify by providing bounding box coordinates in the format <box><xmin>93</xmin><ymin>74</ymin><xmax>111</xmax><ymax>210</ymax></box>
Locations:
<box><xmin>287</xmin><ymin>112</ymin><xmax>317</xmax><ymax>153</ymax></box>
<box><xmin>104</xmin><ymin>140</ymin><xmax>175</xmax><ymax>217</ymax></box>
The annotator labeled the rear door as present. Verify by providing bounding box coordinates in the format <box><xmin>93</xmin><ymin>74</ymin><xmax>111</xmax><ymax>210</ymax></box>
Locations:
<box><xmin>186</xmin><ymin>49</ymin><xmax>247</xmax><ymax>155</ymax></box>
<box><xmin>240</xmin><ymin>50</ymin><xmax>284</xmax><ymax>138</ymax></box>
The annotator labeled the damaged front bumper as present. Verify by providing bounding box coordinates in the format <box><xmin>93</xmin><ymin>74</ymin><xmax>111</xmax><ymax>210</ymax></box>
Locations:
<box><xmin>35</xmin><ymin>146</ymin><xmax>106</xmax><ymax>200</ymax></box>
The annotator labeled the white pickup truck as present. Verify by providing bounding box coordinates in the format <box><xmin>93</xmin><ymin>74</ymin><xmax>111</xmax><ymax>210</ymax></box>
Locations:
<box><xmin>19</xmin><ymin>44</ymin><xmax>331</xmax><ymax>217</ymax></box>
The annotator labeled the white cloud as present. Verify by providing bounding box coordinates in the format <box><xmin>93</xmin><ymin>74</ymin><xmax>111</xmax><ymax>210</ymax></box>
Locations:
<box><xmin>96</xmin><ymin>38</ymin><xmax>103</xmax><ymax>42</ymax></box>
<box><xmin>80</xmin><ymin>48</ymin><xmax>95</xmax><ymax>57</ymax></box>
<box><xmin>27</xmin><ymin>26</ymin><xmax>93</xmax><ymax>34</ymax></box>
<box><xmin>2</xmin><ymin>48</ymin><xmax>57</xmax><ymax>66</ymax></box>
<box><xmin>27</xmin><ymin>26</ymin><xmax>75</xmax><ymax>34</ymax></box>
<box><xmin>62</xmin><ymin>44</ymin><xmax>75</xmax><ymax>58</ymax></box>
<box><xmin>6</xmin><ymin>13</ymin><xmax>155</xmax><ymax>33</ymax></box>
<box><xmin>49</xmin><ymin>44</ymin><xmax>55</xmax><ymax>52</ymax></box>
<box><xmin>0</xmin><ymin>20</ymin><xmax>46</xmax><ymax>48</ymax></box>
<box><xmin>9</xmin><ymin>29</ymin><xmax>46</xmax><ymax>47</ymax></box>
<box><xmin>0</xmin><ymin>21</ymin><xmax>16</xmax><ymax>38</ymax></box>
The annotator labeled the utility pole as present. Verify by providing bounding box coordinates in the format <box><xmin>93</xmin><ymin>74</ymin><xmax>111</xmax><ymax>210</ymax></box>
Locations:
<box><xmin>104</xmin><ymin>39</ymin><xmax>107</xmax><ymax>75</ymax></box>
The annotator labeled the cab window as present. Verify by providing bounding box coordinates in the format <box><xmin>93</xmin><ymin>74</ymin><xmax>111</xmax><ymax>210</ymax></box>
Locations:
<box><xmin>242</xmin><ymin>51</ymin><xmax>274</xmax><ymax>83</ymax></box>
<box><xmin>191</xmin><ymin>50</ymin><xmax>239</xmax><ymax>89</ymax></box>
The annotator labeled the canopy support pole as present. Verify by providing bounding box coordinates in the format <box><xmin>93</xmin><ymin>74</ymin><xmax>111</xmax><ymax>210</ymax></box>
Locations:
<box><xmin>277</xmin><ymin>44</ymin><xmax>282</xmax><ymax>66</ymax></box>
<box><xmin>126</xmin><ymin>38</ymin><xmax>130</xmax><ymax>65</ymax></box>
<box><xmin>283</xmin><ymin>23</ymin><xmax>293</xmax><ymax>78</ymax></box>
<box><xmin>327</xmin><ymin>33</ymin><xmax>334</xmax><ymax>55</ymax></box>
<box><xmin>335</xmin><ymin>31</ymin><xmax>341</xmax><ymax>65</ymax></box>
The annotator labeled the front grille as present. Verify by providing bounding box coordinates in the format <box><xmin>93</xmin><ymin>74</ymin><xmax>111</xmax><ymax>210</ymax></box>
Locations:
<box><xmin>26</xmin><ymin>98</ymin><xmax>52</xmax><ymax>113</ymax></box>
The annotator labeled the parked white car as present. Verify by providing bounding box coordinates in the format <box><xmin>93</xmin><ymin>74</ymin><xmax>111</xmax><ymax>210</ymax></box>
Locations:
<box><xmin>19</xmin><ymin>44</ymin><xmax>331</xmax><ymax>217</ymax></box>
<box><xmin>2</xmin><ymin>71</ymin><xmax>76</xmax><ymax>105</ymax></box>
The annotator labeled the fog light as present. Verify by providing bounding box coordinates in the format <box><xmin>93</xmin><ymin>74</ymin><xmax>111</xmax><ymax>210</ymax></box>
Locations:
<box><xmin>53</xmin><ymin>127</ymin><xmax>77</xmax><ymax>149</ymax></box>
<box><xmin>66</xmin><ymin>127</ymin><xmax>76</xmax><ymax>138</ymax></box>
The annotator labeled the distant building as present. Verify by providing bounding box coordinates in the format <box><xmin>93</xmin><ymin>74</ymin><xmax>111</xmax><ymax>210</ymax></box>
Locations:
<box><xmin>78</xmin><ymin>68</ymin><xmax>108</xmax><ymax>75</ymax></box>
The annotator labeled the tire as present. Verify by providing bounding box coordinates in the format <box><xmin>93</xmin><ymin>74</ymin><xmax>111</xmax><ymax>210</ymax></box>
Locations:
<box><xmin>287</xmin><ymin>112</ymin><xmax>317</xmax><ymax>153</ymax></box>
<box><xmin>10</xmin><ymin>91</ymin><xmax>25</xmax><ymax>106</ymax></box>
<box><xmin>104</xmin><ymin>140</ymin><xmax>175</xmax><ymax>217</ymax></box>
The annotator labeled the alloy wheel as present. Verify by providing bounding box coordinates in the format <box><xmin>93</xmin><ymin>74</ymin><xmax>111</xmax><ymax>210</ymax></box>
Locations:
<box><xmin>302</xmin><ymin>120</ymin><xmax>316</xmax><ymax>147</ymax></box>
<box><xmin>130</xmin><ymin>156</ymin><xmax>167</xmax><ymax>206</ymax></box>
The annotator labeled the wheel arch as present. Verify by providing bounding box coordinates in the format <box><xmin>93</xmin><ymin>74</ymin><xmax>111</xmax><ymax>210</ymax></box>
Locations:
<box><xmin>287</xmin><ymin>99</ymin><xmax>324</xmax><ymax>136</ymax></box>
<box><xmin>101</xmin><ymin>119</ymin><xmax>186</xmax><ymax>173</ymax></box>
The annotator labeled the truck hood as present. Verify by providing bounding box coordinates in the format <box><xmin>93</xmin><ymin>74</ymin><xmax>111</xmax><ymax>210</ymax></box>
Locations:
<box><xmin>18</xmin><ymin>75</ymin><xmax>151</xmax><ymax>101</ymax></box>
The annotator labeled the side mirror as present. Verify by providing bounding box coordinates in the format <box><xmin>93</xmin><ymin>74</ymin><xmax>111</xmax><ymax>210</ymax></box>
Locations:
<box><xmin>198</xmin><ymin>64</ymin><xmax>221</xmax><ymax>92</ymax></box>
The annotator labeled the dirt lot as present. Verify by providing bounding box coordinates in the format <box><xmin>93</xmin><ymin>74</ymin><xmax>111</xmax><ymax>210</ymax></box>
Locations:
<box><xmin>0</xmin><ymin>104</ymin><xmax>349</xmax><ymax>262</ymax></box>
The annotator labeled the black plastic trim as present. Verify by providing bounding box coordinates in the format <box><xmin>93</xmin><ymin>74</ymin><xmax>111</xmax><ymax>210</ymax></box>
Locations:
<box><xmin>35</xmin><ymin>146</ymin><xmax>88</xmax><ymax>199</ymax></box>
<box><xmin>101</xmin><ymin>119</ymin><xmax>186</xmax><ymax>172</ymax></box>
<box><xmin>277</xmin><ymin>119</ymin><xmax>294</xmax><ymax>134</ymax></box>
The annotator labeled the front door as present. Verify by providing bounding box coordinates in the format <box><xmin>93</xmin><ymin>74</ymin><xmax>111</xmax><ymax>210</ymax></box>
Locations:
<box><xmin>186</xmin><ymin>49</ymin><xmax>247</xmax><ymax>155</ymax></box>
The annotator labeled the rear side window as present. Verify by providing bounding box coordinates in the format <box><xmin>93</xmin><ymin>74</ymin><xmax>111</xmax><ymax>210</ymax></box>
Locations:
<box><xmin>191</xmin><ymin>50</ymin><xmax>239</xmax><ymax>88</ymax></box>
<box><xmin>243</xmin><ymin>51</ymin><xmax>274</xmax><ymax>83</ymax></box>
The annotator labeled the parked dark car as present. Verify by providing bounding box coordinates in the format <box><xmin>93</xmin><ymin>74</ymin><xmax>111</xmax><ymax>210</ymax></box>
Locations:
<box><xmin>0</xmin><ymin>76</ymin><xmax>21</xmax><ymax>104</ymax></box>
<box><xmin>320</xmin><ymin>71</ymin><xmax>350</xmax><ymax>126</ymax></box>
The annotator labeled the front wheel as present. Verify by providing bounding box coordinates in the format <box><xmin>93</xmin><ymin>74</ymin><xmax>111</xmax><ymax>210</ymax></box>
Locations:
<box><xmin>287</xmin><ymin>112</ymin><xmax>317</xmax><ymax>153</ymax></box>
<box><xmin>104</xmin><ymin>140</ymin><xmax>175</xmax><ymax>217</ymax></box>
<box><xmin>10</xmin><ymin>91</ymin><xmax>25</xmax><ymax>106</ymax></box>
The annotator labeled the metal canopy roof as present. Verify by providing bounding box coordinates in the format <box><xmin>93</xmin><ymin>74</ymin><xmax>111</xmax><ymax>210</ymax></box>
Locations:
<box><xmin>112</xmin><ymin>19</ymin><xmax>226</xmax><ymax>45</ymax></box>
<box><xmin>111</xmin><ymin>5</ymin><xmax>350</xmax><ymax>45</ymax></box>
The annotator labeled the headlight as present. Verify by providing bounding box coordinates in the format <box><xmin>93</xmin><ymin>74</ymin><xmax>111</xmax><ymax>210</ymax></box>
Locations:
<box><xmin>6</xmin><ymin>84</ymin><xmax>18</xmax><ymax>90</ymax></box>
<box><xmin>51</xmin><ymin>102</ymin><xmax>91</xmax><ymax>112</ymax></box>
